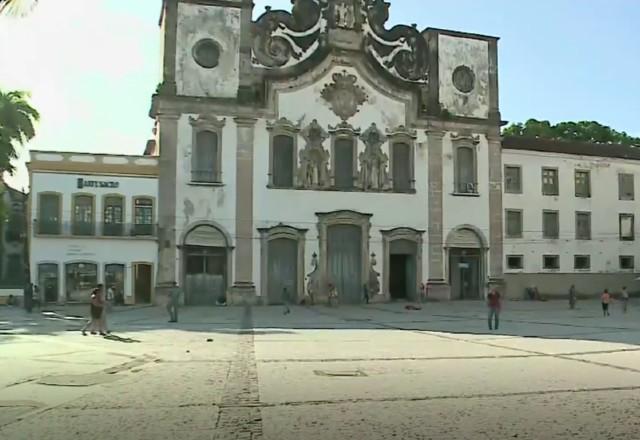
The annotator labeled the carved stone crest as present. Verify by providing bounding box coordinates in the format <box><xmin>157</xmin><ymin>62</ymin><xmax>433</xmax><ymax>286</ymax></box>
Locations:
<box><xmin>298</xmin><ymin>120</ymin><xmax>330</xmax><ymax>189</ymax></box>
<box><xmin>358</xmin><ymin>123</ymin><xmax>390</xmax><ymax>191</ymax></box>
<box><xmin>330</xmin><ymin>0</ymin><xmax>361</xmax><ymax>30</ymax></box>
<box><xmin>320</xmin><ymin>71</ymin><xmax>368</xmax><ymax>121</ymax></box>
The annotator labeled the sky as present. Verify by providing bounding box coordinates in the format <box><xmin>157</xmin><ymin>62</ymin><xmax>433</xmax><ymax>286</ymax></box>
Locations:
<box><xmin>0</xmin><ymin>0</ymin><xmax>638</xmax><ymax>191</ymax></box>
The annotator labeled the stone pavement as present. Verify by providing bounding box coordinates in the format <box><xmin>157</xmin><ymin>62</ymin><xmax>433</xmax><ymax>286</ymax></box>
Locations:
<box><xmin>1</xmin><ymin>300</ymin><xmax>640</xmax><ymax>439</ymax></box>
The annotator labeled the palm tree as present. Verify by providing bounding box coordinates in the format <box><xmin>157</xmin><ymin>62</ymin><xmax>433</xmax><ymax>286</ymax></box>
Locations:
<box><xmin>0</xmin><ymin>0</ymin><xmax>38</xmax><ymax>16</ymax></box>
<box><xmin>0</xmin><ymin>89</ymin><xmax>39</xmax><ymax>175</ymax></box>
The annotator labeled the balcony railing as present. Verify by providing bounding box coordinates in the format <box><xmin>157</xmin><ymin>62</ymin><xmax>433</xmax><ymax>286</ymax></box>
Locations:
<box><xmin>191</xmin><ymin>170</ymin><xmax>222</xmax><ymax>184</ymax></box>
<box><xmin>33</xmin><ymin>220</ymin><xmax>157</xmax><ymax>238</ymax></box>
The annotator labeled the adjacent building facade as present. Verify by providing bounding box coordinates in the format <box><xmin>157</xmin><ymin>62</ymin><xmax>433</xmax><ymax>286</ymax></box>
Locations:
<box><xmin>503</xmin><ymin>137</ymin><xmax>640</xmax><ymax>296</ymax></box>
<box><xmin>150</xmin><ymin>0</ymin><xmax>504</xmax><ymax>305</ymax></box>
<box><xmin>28</xmin><ymin>151</ymin><xmax>158</xmax><ymax>304</ymax></box>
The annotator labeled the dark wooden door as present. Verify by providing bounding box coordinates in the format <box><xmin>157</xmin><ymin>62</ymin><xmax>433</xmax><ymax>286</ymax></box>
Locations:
<box><xmin>327</xmin><ymin>224</ymin><xmax>362</xmax><ymax>304</ymax></box>
<box><xmin>267</xmin><ymin>238</ymin><xmax>297</xmax><ymax>305</ymax></box>
<box><xmin>134</xmin><ymin>263</ymin><xmax>152</xmax><ymax>304</ymax></box>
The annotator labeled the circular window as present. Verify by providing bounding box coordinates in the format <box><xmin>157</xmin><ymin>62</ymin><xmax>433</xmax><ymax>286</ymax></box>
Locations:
<box><xmin>192</xmin><ymin>39</ymin><xmax>221</xmax><ymax>69</ymax></box>
<box><xmin>452</xmin><ymin>65</ymin><xmax>476</xmax><ymax>94</ymax></box>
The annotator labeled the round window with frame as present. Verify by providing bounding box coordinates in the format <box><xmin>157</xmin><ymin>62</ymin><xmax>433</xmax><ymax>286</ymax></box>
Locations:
<box><xmin>192</xmin><ymin>39</ymin><xmax>221</xmax><ymax>69</ymax></box>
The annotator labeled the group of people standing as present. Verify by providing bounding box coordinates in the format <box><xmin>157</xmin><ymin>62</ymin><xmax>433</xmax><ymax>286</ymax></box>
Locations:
<box><xmin>570</xmin><ymin>285</ymin><xmax>630</xmax><ymax>316</ymax></box>
<box><xmin>82</xmin><ymin>284</ymin><xmax>113</xmax><ymax>336</ymax></box>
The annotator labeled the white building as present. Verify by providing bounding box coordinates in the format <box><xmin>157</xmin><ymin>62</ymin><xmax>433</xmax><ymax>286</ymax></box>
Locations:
<box><xmin>503</xmin><ymin>136</ymin><xmax>640</xmax><ymax>297</ymax></box>
<box><xmin>150</xmin><ymin>0</ymin><xmax>503</xmax><ymax>305</ymax></box>
<box><xmin>28</xmin><ymin>151</ymin><xmax>158</xmax><ymax>305</ymax></box>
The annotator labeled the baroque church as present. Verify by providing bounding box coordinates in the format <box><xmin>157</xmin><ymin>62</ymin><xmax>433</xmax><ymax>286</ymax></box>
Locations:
<box><xmin>150</xmin><ymin>0</ymin><xmax>503</xmax><ymax>305</ymax></box>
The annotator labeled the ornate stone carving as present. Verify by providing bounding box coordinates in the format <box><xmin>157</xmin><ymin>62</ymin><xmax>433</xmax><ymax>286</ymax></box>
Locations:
<box><xmin>358</xmin><ymin>123</ymin><xmax>390</xmax><ymax>191</ymax></box>
<box><xmin>364</xmin><ymin>0</ymin><xmax>429</xmax><ymax>83</ymax></box>
<box><xmin>251</xmin><ymin>1</ymin><xmax>325</xmax><ymax>68</ymax></box>
<box><xmin>298</xmin><ymin>120</ymin><xmax>330</xmax><ymax>189</ymax></box>
<box><xmin>320</xmin><ymin>71</ymin><xmax>368</xmax><ymax>121</ymax></box>
<box><xmin>266</xmin><ymin>117</ymin><xmax>301</xmax><ymax>133</ymax></box>
<box><xmin>328</xmin><ymin>0</ymin><xmax>364</xmax><ymax>30</ymax></box>
<box><xmin>368</xmin><ymin>252</ymin><xmax>381</xmax><ymax>296</ymax></box>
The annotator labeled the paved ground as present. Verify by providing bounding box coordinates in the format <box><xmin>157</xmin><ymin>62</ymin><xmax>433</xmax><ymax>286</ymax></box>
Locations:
<box><xmin>1</xmin><ymin>299</ymin><xmax>640</xmax><ymax>439</ymax></box>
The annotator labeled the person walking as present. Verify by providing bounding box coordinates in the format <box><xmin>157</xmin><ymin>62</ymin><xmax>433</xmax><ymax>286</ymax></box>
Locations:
<box><xmin>167</xmin><ymin>282</ymin><xmax>181</xmax><ymax>323</ymax></box>
<box><xmin>621</xmin><ymin>286</ymin><xmax>629</xmax><ymax>314</ymax></box>
<box><xmin>82</xmin><ymin>286</ymin><xmax>105</xmax><ymax>336</ymax></box>
<box><xmin>282</xmin><ymin>287</ymin><xmax>291</xmax><ymax>315</ymax></box>
<box><xmin>601</xmin><ymin>289</ymin><xmax>611</xmax><ymax>317</ymax></box>
<box><xmin>96</xmin><ymin>284</ymin><xmax>110</xmax><ymax>335</ymax></box>
<box><xmin>569</xmin><ymin>284</ymin><xmax>577</xmax><ymax>310</ymax></box>
<box><xmin>487</xmin><ymin>288</ymin><xmax>501</xmax><ymax>331</ymax></box>
<box><xmin>105</xmin><ymin>285</ymin><xmax>115</xmax><ymax>312</ymax></box>
<box><xmin>23</xmin><ymin>282</ymin><xmax>33</xmax><ymax>314</ymax></box>
<box><xmin>328</xmin><ymin>283</ymin><xmax>338</xmax><ymax>307</ymax></box>
<box><xmin>363</xmin><ymin>283</ymin><xmax>370</xmax><ymax>304</ymax></box>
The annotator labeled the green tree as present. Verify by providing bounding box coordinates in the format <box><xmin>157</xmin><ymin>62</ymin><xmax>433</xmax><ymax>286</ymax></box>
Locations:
<box><xmin>0</xmin><ymin>89</ymin><xmax>40</xmax><ymax>175</ymax></box>
<box><xmin>0</xmin><ymin>0</ymin><xmax>38</xmax><ymax>16</ymax></box>
<box><xmin>503</xmin><ymin>119</ymin><xmax>640</xmax><ymax>146</ymax></box>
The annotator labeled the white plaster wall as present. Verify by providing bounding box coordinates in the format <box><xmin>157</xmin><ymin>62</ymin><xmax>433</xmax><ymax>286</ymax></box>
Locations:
<box><xmin>502</xmin><ymin>149</ymin><xmax>640</xmax><ymax>274</ymax></box>
<box><xmin>176</xmin><ymin>3</ymin><xmax>241</xmax><ymax>98</ymax></box>
<box><xmin>252</xmin><ymin>67</ymin><xmax>431</xmax><ymax>297</ymax></box>
<box><xmin>277</xmin><ymin>66</ymin><xmax>409</xmax><ymax>130</ymax></box>
<box><xmin>442</xmin><ymin>133</ymin><xmax>491</xmax><ymax>279</ymax></box>
<box><xmin>174</xmin><ymin>114</ymin><xmax>238</xmax><ymax>283</ymax></box>
<box><xmin>30</xmin><ymin>172</ymin><xmax>158</xmax><ymax>301</ymax></box>
<box><xmin>438</xmin><ymin>35</ymin><xmax>489</xmax><ymax>119</ymax></box>
<box><xmin>30</xmin><ymin>173</ymin><xmax>158</xmax><ymax>224</ymax></box>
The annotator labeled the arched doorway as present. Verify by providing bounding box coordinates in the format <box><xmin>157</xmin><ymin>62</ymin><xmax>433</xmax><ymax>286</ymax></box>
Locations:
<box><xmin>382</xmin><ymin>228</ymin><xmax>424</xmax><ymax>302</ymax></box>
<box><xmin>183</xmin><ymin>224</ymin><xmax>230</xmax><ymax>306</ymax></box>
<box><xmin>446</xmin><ymin>226</ymin><xmax>487</xmax><ymax>300</ymax></box>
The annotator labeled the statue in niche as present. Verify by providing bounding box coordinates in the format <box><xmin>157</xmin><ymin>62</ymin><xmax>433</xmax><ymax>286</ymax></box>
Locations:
<box><xmin>358</xmin><ymin>123</ymin><xmax>390</xmax><ymax>191</ymax></box>
<box><xmin>298</xmin><ymin>120</ymin><xmax>330</xmax><ymax>189</ymax></box>
<box><xmin>368</xmin><ymin>253</ymin><xmax>381</xmax><ymax>296</ymax></box>
<box><xmin>334</xmin><ymin>0</ymin><xmax>356</xmax><ymax>29</ymax></box>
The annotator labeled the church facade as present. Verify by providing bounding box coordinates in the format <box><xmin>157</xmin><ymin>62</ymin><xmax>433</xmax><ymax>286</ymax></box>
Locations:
<box><xmin>150</xmin><ymin>0</ymin><xmax>503</xmax><ymax>305</ymax></box>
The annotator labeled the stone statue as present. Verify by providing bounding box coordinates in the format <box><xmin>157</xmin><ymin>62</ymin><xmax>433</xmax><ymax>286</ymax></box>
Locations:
<box><xmin>298</xmin><ymin>120</ymin><xmax>330</xmax><ymax>189</ymax></box>
<box><xmin>358</xmin><ymin>123</ymin><xmax>390</xmax><ymax>191</ymax></box>
<box><xmin>368</xmin><ymin>253</ymin><xmax>381</xmax><ymax>296</ymax></box>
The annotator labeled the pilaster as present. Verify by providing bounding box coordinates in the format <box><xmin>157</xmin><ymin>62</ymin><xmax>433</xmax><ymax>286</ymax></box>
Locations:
<box><xmin>159</xmin><ymin>0</ymin><xmax>178</xmax><ymax>96</ymax></box>
<box><xmin>156</xmin><ymin>113</ymin><xmax>180</xmax><ymax>303</ymax></box>
<box><xmin>230</xmin><ymin>117</ymin><xmax>258</xmax><ymax>304</ymax></box>
<box><xmin>487</xmin><ymin>132</ymin><xmax>504</xmax><ymax>292</ymax></box>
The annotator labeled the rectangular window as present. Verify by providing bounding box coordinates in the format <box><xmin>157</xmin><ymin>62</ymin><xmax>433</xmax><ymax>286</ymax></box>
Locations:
<box><xmin>620</xmin><ymin>214</ymin><xmax>635</xmax><ymax>241</ymax></box>
<box><xmin>192</xmin><ymin>130</ymin><xmax>220</xmax><ymax>183</ymax></box>
<box><xmin>334</xmin><ymin>138</ymin><xmax>354</xmax><ymax>190</ymax></box>
<box><xmin>543</xmin><ymin>255</ymin><xmax>560</xmax><ymax>270</ymax></box>
<box><xmin>392</xmin><ymin>142</ymin><xmax>412</xmax><ymax>192</ymax></box>
<box><xmin>133</xmin><ymin>198</ymin><xmax>154</xmax><ymax>236</ymax></box>
<box><xmin>272</xmin><ymin>135</ymin><xmax>294</xmax><ymax>188</ymax></box>
<box><xmin>575</xmin><ymin>211</ymin><xmax>591</xmax><ymax>240</ymax></box>
<box><xmin>575</xmin><ymin>170</ymin><xmax>591</xmax><ymax>198</ymax></box>
<box><xmin>506</xmin><ymin>255</ymin><xmax>523</xmax><ymax>270</ymax></box>
<box><xmin>542</xmin><ymin>168</ymin><xmax>559</xmax><ymax>196</ymax></box>
<box><xmin>456</xmin><ymin>146</ymin><xmax>477</xmax><ymax>194</ymax></box>
<box><xmin>620</xmin><ymin>256</ymin><xmax>635</xmax><ymax>270</ymax></box>
<box><xmin>542</xmin><ymin>210</ymin><xmax>559</xmax><ymax>239</ymax></box>
<box><xmin>505</xmin><ymin>210</ymin><xmax>523</xmax><ymax>238</ymax></box>
<box><xmin>103</xmin><ymin>196</ymin><xmax>124</xmax><ymax>236</ymax></box>
<box><xmin>619</xmin><ymin>173</ymin><xmax>634</xmax><ymax>200</ymax></box>
<box><xmin>73</xmin><ymin>195</ymin><xmax>94</xmax><ymax>236</ymax></box>
<box><xmin>38</xmin><ymin>193</ymin><xmax>61</xmax><ymax>235</ymax></box>
<box><xmin>574</xmin><ymin>255</ymin><xmax>591</xmax><ymax>270</ymax></box>
<box><xmin>504</xmin><ymin>166</ymin><xmax>522</xmax><ymax>194</ymax></box>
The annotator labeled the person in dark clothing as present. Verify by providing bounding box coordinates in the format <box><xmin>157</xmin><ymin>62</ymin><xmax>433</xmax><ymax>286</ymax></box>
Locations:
<box><xmin>487</xmin><ymin>288</ymin><xmax>501</xmax><ymax>330</ymax></box>
<box><xmin>82</xmin><ymin>287</ymin><xmax>105</xmax><ymax>335</ymax></box>
<box><xmin>167</xmin><ymin>282</ymin><xmax>181</xmax><ymax>323</ymax></box>
<box><xmin>363</xmin><ymin>283</ymin><xmax>370</xmax><ymax>304</ymax></box>
<box><xmin>569</xmin><ymin>285</ymin><xmax>577</xmax><ymax>310</ymax></box>
<box><xmin>23</xmin><ymin>282</ymin><xmax>33</xmax><ymax>313</ymax></box>
<box><xmin>282</xmin><ymin>287</ymin><xmax>291</xmax><ymax>315</ymax></box>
